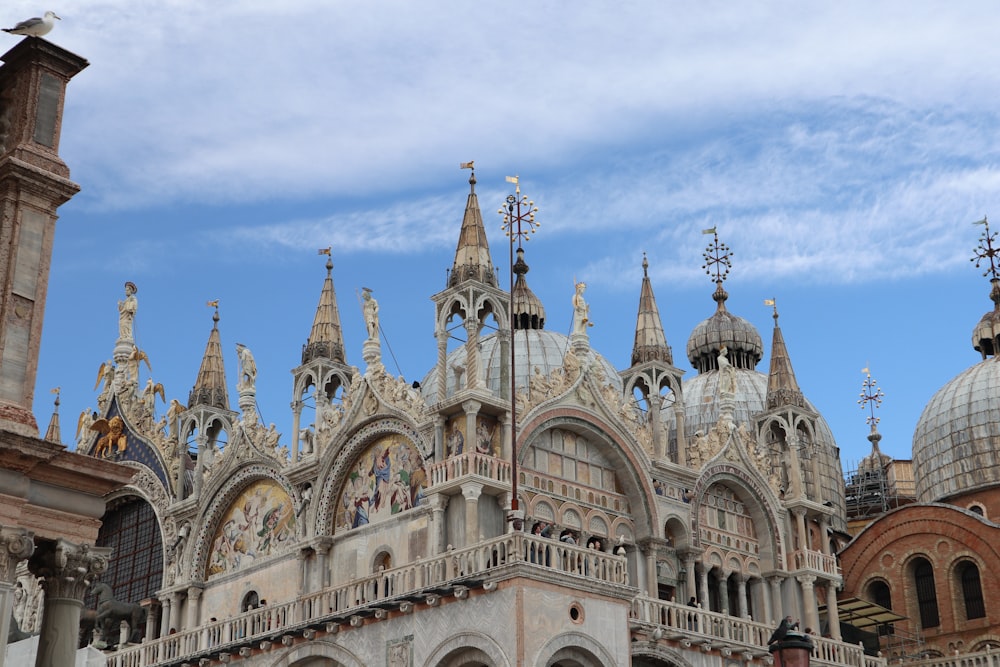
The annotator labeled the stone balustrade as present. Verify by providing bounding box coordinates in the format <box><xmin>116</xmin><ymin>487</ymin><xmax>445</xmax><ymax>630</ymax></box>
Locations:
<box><xmin>106</xmin><ymin>532</ymin><xmax>628</xmax><ymax>666</ymax></box>
<box><xmin>428</xmin><ymin>451</ymin><xmax>511</xmax><ymax>486</ymax></box>
<box><xmin>790</xmin><ymin>549</ymin><xmax>841</xmax><ymax>577</ymax></box>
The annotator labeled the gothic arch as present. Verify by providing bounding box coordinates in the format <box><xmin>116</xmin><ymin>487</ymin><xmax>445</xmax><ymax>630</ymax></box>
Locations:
<box><xmin>424</xmin><ymin>631</ymin><xmax>511</xmax><ymax>667</ymax></box>
<box><xmin>315</xmin><ymin>417</ymin><xmax>428</xmax><ymax>535</ymax></box>
<box><xmin>631</xmin><ymin>644</ymin><xmax>696</xmax><ymax>667</ymax></box>
<box><xmin>519</xmin><ymin>410</ymin><xmax>658</xmax><ymax>539</ymax></box>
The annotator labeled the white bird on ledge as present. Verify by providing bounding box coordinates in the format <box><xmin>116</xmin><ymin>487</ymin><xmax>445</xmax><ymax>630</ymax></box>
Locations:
<box><xmin>3</xmin><ymin>11</ymin><xmax>60</xmax><ymax>37</ymax></box>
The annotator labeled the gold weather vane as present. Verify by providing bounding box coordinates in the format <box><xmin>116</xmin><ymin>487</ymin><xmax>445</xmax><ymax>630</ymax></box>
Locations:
<box><xmin>318</xmin><ymin>247</ymin><xmax>331</xmax><ymax>256</ymax></box>
<box><xmin>971</xmin><ymin>215</ymin><xmax>1000</xmax><ymax>280</ymax></box>
<box><xmin>701</xmin><ymin>227</ymin><xmax>732</xmax><ymax>284</ymax></box>
<box><xmin>206</xmin><ymin>299</ymin><xmax>219</xmax><ymax>309</ymax></box>
<box><xmin>460</xmin><ymin>161</ymin><xmax>474</xmax><ymax>170</ymax></box>
<box><xmin>858</xmin><ymin>366</ymin><xmax>884</xmax><ymax>427</ymax></box>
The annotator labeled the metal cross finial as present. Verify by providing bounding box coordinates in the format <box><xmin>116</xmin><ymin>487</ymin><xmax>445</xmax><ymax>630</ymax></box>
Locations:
<box><xmin>971</xmin><ymin>216</ymin><xmax>999</xmax><ymax>280</ymax></box>
<box><xmin>858</xmin><ymin>367</ymin><xmax>884</xmax><ymax>427</ymax></box>
<box><xmin>701</xmin><ymin>227</ymin><xmax>732</xmax><ymax>285</ymax></box>
<box><xmin>498</xmin><ymin>176</ymin><xmax>539</xmax><ymax>250</ymax></box>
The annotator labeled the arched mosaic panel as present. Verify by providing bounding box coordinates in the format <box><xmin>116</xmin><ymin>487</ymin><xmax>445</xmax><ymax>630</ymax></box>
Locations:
<box><xmin>335</xmin><ymin>433</ymin><xmax>428</xmax><ymax>530</ymax></box>
<box><xmin>207</xmin><ymin>479</ymin><xmax>296</xmax><ymax>577</ymax></box>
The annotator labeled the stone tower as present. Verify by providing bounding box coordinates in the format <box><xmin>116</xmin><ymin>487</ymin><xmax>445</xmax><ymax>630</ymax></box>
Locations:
<box><xmin>0</xmin><ymin>38</ymin><xmax>88</xmax><ymax>435</ymax></box>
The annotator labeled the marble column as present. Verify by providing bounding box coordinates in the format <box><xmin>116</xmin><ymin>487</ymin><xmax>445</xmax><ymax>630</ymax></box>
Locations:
<box><xmin>826</xmin><ymin>580</ymin><xmax>842</xmax><ymax>640</ymax></box>
<box><xmin>798</xmin><ymin>574</ymin><xmax>819</xmax><ymax>635</ymax></box>
<box><xmin>698</xmin><ymin>565</ymin><xmax>709</xmax><ymax>610</ymax></box>
<box><xmin>0</xmin><ymin>526</ymin><xmax>35</xmax><ymax>667</ymax></box>
<box><xmin>462</xmin><ymin>400</ymin><xmax>481</xmax><ymax>457</ymax></box>
<box><xmin>169</xmin><ymin>591</ymin><xmax>183</xmax><ymax>633</ymax></box>
<box><xmin>141</xmin><ymin>598</ymin><xmax>161</xmax><ymax>642</ymax></box>
<box><xmin>314</xmin><ymin>538</ymin><xmax>332</xmax><ymax>589</ymax></box>
<box><xmin>683</xmin><ymin>552</ymin><xmax>697</xmax><ymax>602</ymax></box>
<box><xmin>767</xmin><ymin>575</ymin><xmax>784</xmax><ymax>625</ymax></box>
<box><xmin>290</xmin><ymin>399</ymin><xmax>303</xmax><ymax>462</ymax></box>
<box><xmin>27</xmin><ymin>539</ymin><xmax>111</xmax><ymax>667</ymax></box>
<box><xmin>427</xmin><ymin>494</ymin><xmax>450</xmax><ymax>554</ymax></box>
<box><xmin>737</xmin><ymin>575</ymin><xmax>748</xmax><ymax>619</ymax></box>
<box><xmin>718</xmin><ymin>571</ymin><xmax>730</xmax><ymax>615</ymax></box>
<box><xmin>186</xmin><ymin>585</ymin><xmax>203</xmax><ymax>629</ymax></box>
<box><xmin>159</xmin><ymin>596</ymin><xmax>172</xmax><ymax>637</ymax></box>
<box><xmin>461</xmin><ymin>482</ymin><xmax>483</xmax><ymax>546</ymax></box>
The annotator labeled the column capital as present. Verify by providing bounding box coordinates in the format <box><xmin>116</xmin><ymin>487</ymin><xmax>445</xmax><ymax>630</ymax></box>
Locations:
<box><xmin>796</xmin><ymin>573</ymin><xmax>816</xmax><ymax>588</ymax></box>
<box><xmin>426</xmin><ymin>493</ymin><xmax>450</xmax><ymax>512</ymax></box>
<box><xmin>28</xmin><ymin>539</ymin><xmax>111</xmax><ymax>601</ymax></box>
<box><xmin>461</xmin><ymin>482</ymin><xmax>484</xmax><ymax>501</ymax></box>
<box><xmin>461</xmin><ymin>399</ymin><xmax>482</xmax><ymax>415</ymax></box>
<box><xmin>0</xmin><ymin>525</ymin><xmax>35</xmax><ymax>583</ymax></box>
<box><xmin>187</xmin><ymin>584</ymin><xmax>204</xmax><ymax>600</ymax></box>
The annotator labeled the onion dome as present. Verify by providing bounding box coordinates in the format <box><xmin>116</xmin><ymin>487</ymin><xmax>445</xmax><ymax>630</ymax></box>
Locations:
<box><xmin>512</xmin><ymin>247</ymin><xmax>545</xmax><ymax>330</ymax></box>
<box><xmin>421</xmin><ymin>329</ymin><xmax>620</xmax><ymax>401</ymax></box>
<box><xmin>686</xmin><ymin>230</ymin><xmax>763</xmax><ymax>373</ymax></box>
<box><xmin>913</xmin><ymin>219</ymin><xmax>1000</xmax><ymax>502</ymax></box>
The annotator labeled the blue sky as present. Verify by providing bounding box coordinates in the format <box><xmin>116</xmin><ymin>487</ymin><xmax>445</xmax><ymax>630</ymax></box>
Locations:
<box><xmin>15</xmin><ymin>2</ymin><xmax>1000</xmax><ymax>468</ymax></box>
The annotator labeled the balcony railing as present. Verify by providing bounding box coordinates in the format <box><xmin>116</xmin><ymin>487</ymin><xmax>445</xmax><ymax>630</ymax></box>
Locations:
<box><xmin>428</xmin><ymin>451</ymin><xmax>511</xmax><ymax>487</ymax></box>
<box><xmin>790</xmin><ymin>549</ymin><xmax>841</xmax><ymax>577</ymax></box>
<box><xmin>630</xmin><ymin>596</ymin><xmax>886</xmax><ymax>667</ymax></box>
<box><xmin>106</xmin><ymin>532</ymin><xmax>628</xmax><ymax>667</ymax></box>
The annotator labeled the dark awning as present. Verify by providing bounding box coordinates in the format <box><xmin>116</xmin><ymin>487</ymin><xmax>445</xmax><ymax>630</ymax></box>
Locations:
<box><xmin>819</xmin><ymin>597</ymin><xmax>907</xmax><ymax>630</ymax></box>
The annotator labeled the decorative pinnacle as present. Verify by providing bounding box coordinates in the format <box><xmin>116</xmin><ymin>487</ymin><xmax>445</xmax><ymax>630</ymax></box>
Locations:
<box><xmin>701</xmin><ymin>227</ymin><xmax>732</xmax><ymax>286</ymax></box>
<box><xmin>50</xmin><ymin>386</ymin><xmax>60</xmax><ymax>409</ymax></box>
<box><xmin>971</xmin><ymin>216</ymin><xmax>999</xmax><ymax>280</ymax></box>
<box><xmin>206</xmin><ymin>299</ymin><xmax>220</xmax><ymax>325</ymax></box>
<box><xmin>498</xmin><ymin>175</ymin><xmax>540</xmax><ymax>251</ymax></box>
<box><xmin>460</xmin><ymin>161</ymin><xmax>476</xmax><ymax>191</ymax></box>
<box><xmin>858</xmin><ymin>366</ymin><xmax>884</xmax><ymax>428</ymax></box>
<box><xmin>764</xmin><ymin>297</ymin><xmax>778</xmax><ymax>320</ymax></box>
<box><xmin>318</xmin><ymin>246</ymin><xmax>333</xmax><ymax>272</ymax></box>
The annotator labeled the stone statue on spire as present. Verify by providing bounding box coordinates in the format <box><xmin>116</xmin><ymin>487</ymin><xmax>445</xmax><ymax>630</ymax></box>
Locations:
<box><xmin>572</xmin><ymin>281</ymin><xmax>593</xmax><ymax>335</ymax></box>
<box><xmin>236</xmin><ymin>343</ymin><xmax>257</xmax><ymax>391</ymax></box>
<box><xmin>118</xmin><ymin>281</ymin><xmax>138</xmax><ymax>341</ymax></box>
<box><xmin>362</xmin><ymin>287</ymin><xmax>379</xmax><ymax>341</ymax></box>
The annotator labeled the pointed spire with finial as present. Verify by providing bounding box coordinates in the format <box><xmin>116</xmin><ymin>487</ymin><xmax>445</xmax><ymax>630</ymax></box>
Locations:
<box><xmin>448</xmin><ymin>162</ymin><xmax>497</xmax><ymax>288</ymax></box>
<box><xmin>764</xmin><ymin>299</ymin><xmax>804</xmax><ymax>409</ymax></box>
<box><xmin>188</xmin><ymin>301</ymin><xmax>230</xmax><ymax>410</ymax></box>
<box><xmin>44</xmin><ymin>387</ymin><xmax>61</xmax><ymax>443</ymax></box>
<box><xmin>971</xmin><ymin>216</ymin><xmax>1000</xmax><ymax>358</ymax></box>
<box><xmin>631</xmin><ymin>253</ymin><xmax>672</xmax><ymax>365</ymax></box>
<box><xmin>857</xmin><ymin>367</ymin><xmax>889</xmax><ymax>471</ymax></box>
<box><xmin>303</xmin><ymin>247</ymin><xmax>347</xmax><ymax>364</ymax></box>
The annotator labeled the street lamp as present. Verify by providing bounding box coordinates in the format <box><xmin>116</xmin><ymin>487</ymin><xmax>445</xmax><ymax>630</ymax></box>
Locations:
<box><xmin>497</xmin><ymin>175</ymin><xmax>538</xmax><ymax>528</ymax></box>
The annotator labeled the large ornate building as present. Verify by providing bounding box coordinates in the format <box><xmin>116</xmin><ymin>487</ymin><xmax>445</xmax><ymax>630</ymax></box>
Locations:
<box><xmin>4</xmin><ymin>36</ymin><xmax>1000</xmax><ymax>667</ymax></box>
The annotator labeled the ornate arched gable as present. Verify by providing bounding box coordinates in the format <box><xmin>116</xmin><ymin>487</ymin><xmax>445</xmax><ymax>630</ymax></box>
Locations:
<box><xmin>85</xmin><ymin>399</ymin><xmax>172</xmax><ymax>490</ymax></box>
<box><xmin>519</xmin><ymin>409</ymin><xmax>657</xmax><ymax>539</ymax></box>
<box><xmin>690</xmin><ymin>463</ymin><xmax>784</xmax><ymax>571</ymax></box>
<box><xmin>191</xmin><ymin>464</ymin><xmax>300</xmax><ymax>580</ymax></box>
<box><xmin>315</xmin><ymin>417</ymin><xmax>429</xmax><ymax>535</ymax></box>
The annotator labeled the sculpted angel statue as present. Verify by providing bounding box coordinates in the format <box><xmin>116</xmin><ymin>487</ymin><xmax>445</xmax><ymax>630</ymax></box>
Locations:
<box><xmin>118</xmin><ymin>281</ymin><xmax>138</xmax><ymax>340</ymax></box>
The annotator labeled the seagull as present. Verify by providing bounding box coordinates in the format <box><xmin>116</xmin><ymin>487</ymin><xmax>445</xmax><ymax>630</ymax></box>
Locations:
<box><xmin>3</xmin><ymin>11</ymin><xmax>60</xmax><ymax>37</ymax></box>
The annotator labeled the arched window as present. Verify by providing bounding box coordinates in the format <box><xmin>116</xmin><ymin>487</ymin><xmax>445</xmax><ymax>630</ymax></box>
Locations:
<box><xmin>241</xmin><ymin>591</ymin><xmax>259</xmax><ymax>612</ymax></box>
<box><xmin>913</xmin><ymin>558</ymin><xmax>939</xmax><ymax>628</ymax></box>
<box><xmin>959</xmin><ymin>561</ymin><xmax>986</xmax><ymax>620</ymax></box>
<box><xmin>968</xmin><ymin>504</ymin><xmax>985</xmax><ymax>517</ymax></box>
<box><xmin>868</xmin><ymin>580</ymin><xmax>894</xmax><ymax>635</ymax></box>
<box><xmin>91</xmin><ymin>496</ymin><xmax>163</xmax><ymax>606</ymax></box>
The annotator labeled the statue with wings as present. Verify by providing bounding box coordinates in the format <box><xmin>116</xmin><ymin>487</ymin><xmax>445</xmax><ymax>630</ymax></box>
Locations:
<box><xmin>76</xmin><ymin>408</ymin><xmax>96</xmax><ymax>447</ymax></box>
<box><xmin>91</xmin><ymin>416</ymin><xmax>128</xmax><ymax>458</ymax></box>
<box><xmin>94</xmin><ymin>360</ymin><xmax>115</xmax><ymax>393</ymax></box>
<box><xmin>142</xmin><ymin>378</ymin><xmax>166</xmax><ymax>416</ymax></box>
<box><xmin>126</xmin><ymin>346</ymin><xmax>152</xmax><ymax>384</ymax></box>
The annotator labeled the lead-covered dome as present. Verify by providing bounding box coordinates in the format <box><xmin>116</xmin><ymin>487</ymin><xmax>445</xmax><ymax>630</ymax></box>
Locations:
<box><xmin>913</xmin><ymin>277</ymin><xmax>1000</xmax><ymax>503</ymax></box>
<box><xmin>686</xmin><ymin>282</ymin><xmax>763</xmax><ymax>374</ymax></box>
<box><xmin>420</xmin><ymin>329</ymin><xmax>621</xmax><ymax>401</ymax></box>
<box><xmin>912</xmin><ymin>359</ymin><xmax>1000</xmax><ymax>502</ymax></box>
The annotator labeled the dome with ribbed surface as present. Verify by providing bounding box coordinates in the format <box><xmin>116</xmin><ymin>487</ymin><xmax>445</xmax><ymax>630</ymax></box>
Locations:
<box><xmin>912</xmin><ymin>359</ymin><xmax>1000</xmax><ymax>502</ymax></box>
<box><xmin>686</xmin><ymin>283</ymin><xmax>763</xmax><ymax>374</ymax></box>
<box><xmin>420</xmin><ymin>329</ymin><xmax>620</xmax><ymax>401</ymax></box>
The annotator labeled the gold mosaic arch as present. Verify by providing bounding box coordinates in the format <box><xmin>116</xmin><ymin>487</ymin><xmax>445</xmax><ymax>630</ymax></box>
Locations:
<box><xmin>314</xmin><ymin>418</ymin><xmax>429</xmax><ymax>534</ymax></box>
